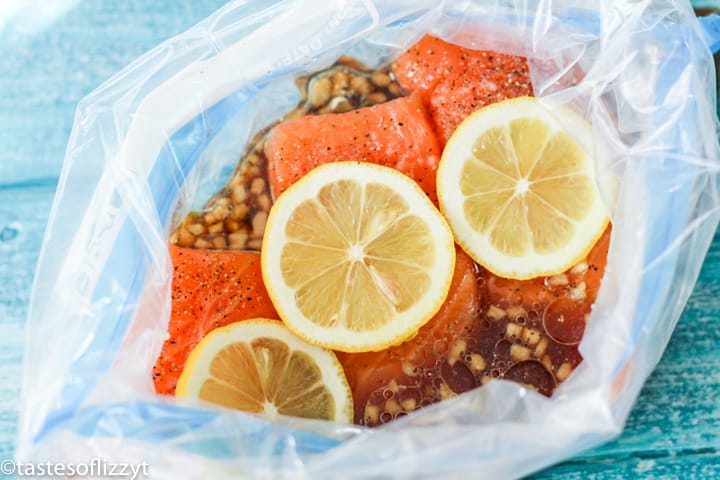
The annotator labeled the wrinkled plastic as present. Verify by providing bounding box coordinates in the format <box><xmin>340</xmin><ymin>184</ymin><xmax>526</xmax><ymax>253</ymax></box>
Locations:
<box><xmin>18</xmin><ymin>0</ymin><xmax>720</xmax><ymax>478</ymax></box>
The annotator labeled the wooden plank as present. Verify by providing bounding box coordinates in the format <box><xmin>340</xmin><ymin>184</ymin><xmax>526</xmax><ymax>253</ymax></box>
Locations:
<box><xmin>1</xmin><ymin>0</ymin><xmax>719</xmax><ymax>477</ymax></box>
<box><xmin>0</xmin><ymin>183</ymin><xmax>54</xmax><ymax>457</ymax></box>
<box><xmin>535</xmin><ymin>452</ymin><xmax>720</xmax><ymax>479</ymax></box>
<box><xmin>0</xmin><ymin>0</ymin><xmax>228</xmax><ymax>185</ymax></box>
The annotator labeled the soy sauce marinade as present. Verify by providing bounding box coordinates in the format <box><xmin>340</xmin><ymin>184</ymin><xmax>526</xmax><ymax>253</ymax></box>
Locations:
<box><xmin>162</xmin><ymin>36</ymin><xmax>610</xmax><ymax>426</ymax></box>
<box><xmin>344</xmin><ymin>230</ymin><xmax>609</xmax><ymax>426</ymax></box>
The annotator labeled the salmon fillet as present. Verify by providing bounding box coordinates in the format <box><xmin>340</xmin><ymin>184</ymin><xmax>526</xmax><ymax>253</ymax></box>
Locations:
<box><xmin>265</xmin><ymin>92</ymin><xmax>441</xmax><ymax>204</ymax></box>
<box><xmin>393</xmin><ymin>35</ymin><xmax>534</xmax><ymax>145</ymax></box>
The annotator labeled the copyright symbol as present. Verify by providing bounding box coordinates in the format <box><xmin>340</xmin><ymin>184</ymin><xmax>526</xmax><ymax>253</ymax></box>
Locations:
<box><xmin>0</xmin><ymin>460</ymin><xmax>15</xmax><ymax>476</ymax></box>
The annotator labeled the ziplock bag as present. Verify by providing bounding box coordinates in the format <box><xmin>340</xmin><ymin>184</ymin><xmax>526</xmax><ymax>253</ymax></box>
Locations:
<box><xmin>17</xmin><ymin>0</ymin><xmax>720</xmax><ymax>478</ymax></box>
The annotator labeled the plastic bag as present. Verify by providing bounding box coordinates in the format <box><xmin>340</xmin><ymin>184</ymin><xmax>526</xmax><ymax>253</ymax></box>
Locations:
<box><xmin>18</xmin><ymin>0</ymin><xmax>720</xmax><ymax>478</ymax></box>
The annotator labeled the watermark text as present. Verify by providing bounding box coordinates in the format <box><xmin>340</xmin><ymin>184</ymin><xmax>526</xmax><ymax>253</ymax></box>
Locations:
<box><xmin>1</xmin><ymin>458</ymin><xmax>148</xmax><ymax>479</ymax></box>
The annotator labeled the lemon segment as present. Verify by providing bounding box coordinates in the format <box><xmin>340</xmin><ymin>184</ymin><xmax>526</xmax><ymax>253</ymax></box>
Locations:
<box><xmin>262</xmin><ymin>162</ymin><xmax>456</xmax><ymax>353</ymax></box>
<box><xmin>176</xmin><ymin>319</ymin><xmax>353</xmax><ymax>423</ymax></box>
<box><xmin>437</xmin><ymin>96</ymin><xmax>612</xmax><ymax>280</ymax></box>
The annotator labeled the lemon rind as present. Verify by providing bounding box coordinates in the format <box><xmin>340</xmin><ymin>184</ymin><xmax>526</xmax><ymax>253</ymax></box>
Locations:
<box><xmin>176</xmin><ymin>318</ymin><xmax>354</xmax><ymax>423</ymax></box>
<box><xmin>262</xmin><ymin>162</ymin><xmax>457</xmax><ymax>353</ymax></box>
<box><xmin>437</xmin><ymin>97</ymin><xmax>613</xmax><ymax>280</ymax></box>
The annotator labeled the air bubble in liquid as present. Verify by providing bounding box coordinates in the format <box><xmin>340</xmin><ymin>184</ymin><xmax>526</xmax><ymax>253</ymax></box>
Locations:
<box><xmin>433</xmin><ymin>339</ymin><xmax>449</xmax><ymax>355</ymax></box>
<box><xmin>542</xmin><ymin>297</ymin><xmax>583</xmax><ymax>345</ymax></box>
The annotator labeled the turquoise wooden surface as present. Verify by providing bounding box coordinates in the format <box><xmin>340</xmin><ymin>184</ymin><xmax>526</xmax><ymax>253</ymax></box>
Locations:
<box><xmin>1</xmin><ymin>1</ymin><xmax>718</xmax><ymax>478</ymax></box>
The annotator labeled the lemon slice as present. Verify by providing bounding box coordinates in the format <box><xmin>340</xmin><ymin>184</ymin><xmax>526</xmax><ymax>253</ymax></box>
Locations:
<box><xmin>437</xmin><ymin>96</ymin><xmax>611</xmax><ymax>280</ymax></box>
<box><xmin>176</xmin><ymin>319</ymin><xmax>353</xmax><ymax>423</ymax></box>
<box><xmin>262</xmin><ymin>162</ymin><xmax>456</xmax><ymax>353</ymax></box>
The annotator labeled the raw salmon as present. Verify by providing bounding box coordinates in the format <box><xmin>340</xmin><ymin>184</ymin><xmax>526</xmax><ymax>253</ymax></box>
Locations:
<box><xmin>265</xmin><ymin>92</ymin><xmax>441</xmax><ymax>203</ymax></box>
<box><xmin>152</xmin><ymin>245</ymin><xmax>278</xmax><ymax>394</ymax></box>
<box><xmin>156</xmin><ymin>39</ymin><xmax>611</xmax><ymax>428</ymax></box>
<box><xmin>337</xmin><ymin>247</ymin><xmax>479</xmax><ymax>425</ymax></box>
<box><xmin>337</xmin><ymin>229</ymin><xmax>609</xmax><ymax>426</ymax></box>
<box><xmin>392</xmin><ymin>35</ymin><xmax>534</xmax><ymax>145</ymax></box>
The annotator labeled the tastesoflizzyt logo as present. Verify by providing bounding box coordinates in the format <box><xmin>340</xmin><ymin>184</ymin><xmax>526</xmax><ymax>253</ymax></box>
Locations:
<box><xmin>1</xmin><ymin>458</ymin><xmax>149</xmax><ymax>479</ymax></box>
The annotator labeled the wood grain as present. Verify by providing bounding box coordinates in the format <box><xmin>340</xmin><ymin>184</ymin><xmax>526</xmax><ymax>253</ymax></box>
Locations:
<box><xmin>0</xmin><ymin>0</ymin><xmax>228</xmax><ymax>186</ymax></box>
<box><xmin>0</xmin><ymin>183</ymin><xmax>54</xmax><ymax>457</ymax></box>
